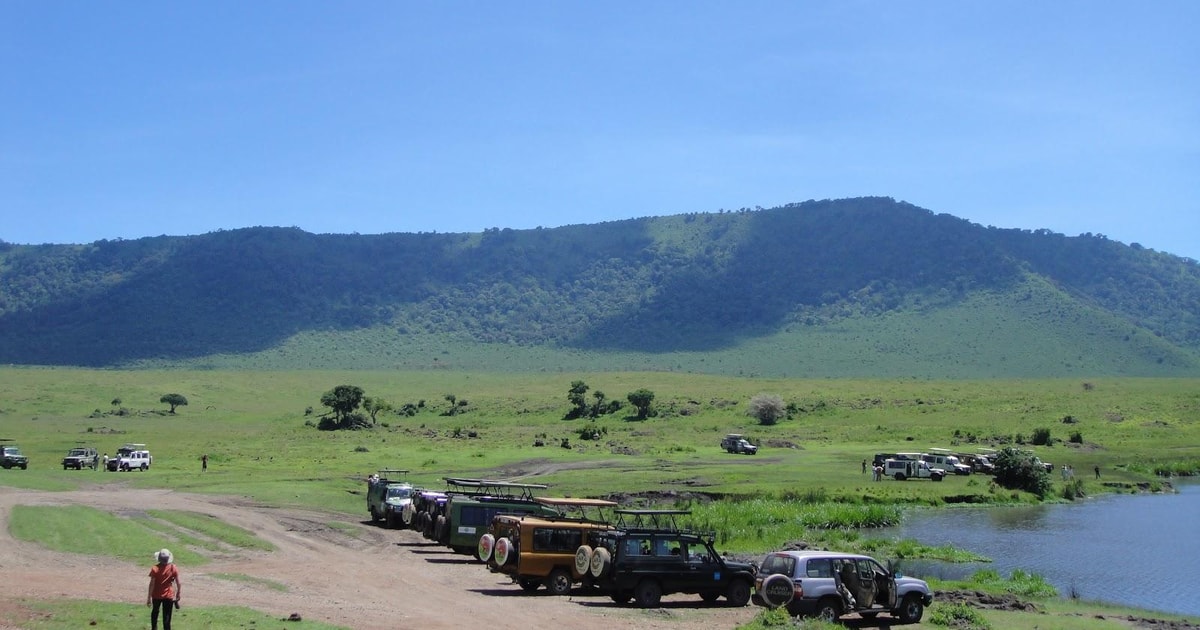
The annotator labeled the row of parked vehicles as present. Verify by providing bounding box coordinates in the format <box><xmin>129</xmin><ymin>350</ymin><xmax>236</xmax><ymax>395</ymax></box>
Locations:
<box><xmin>365</xmin><ymin>470</ymin><xmax>933</xmax><ymax>622</ymax></box>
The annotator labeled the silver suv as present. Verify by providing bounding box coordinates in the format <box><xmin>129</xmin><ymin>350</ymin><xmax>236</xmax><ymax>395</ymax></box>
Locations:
<box><xmin>753</xmin><ymin>550</ymin><xmax>932</xmax><ymax>622</ymax></box>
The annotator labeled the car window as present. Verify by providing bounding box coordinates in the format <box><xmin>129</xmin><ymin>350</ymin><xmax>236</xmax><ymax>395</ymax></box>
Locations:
<box><xmin>760</xmin><ymin>554</ymin><xmax>796</xmax><ymax>577</ymax></box>
<box><xmin>686</xmin><ymin>544</ymin><xmax>715</xmax><ymax>564</ymax></box>
<box><xmin>805</xmin><ymin>558</ymin><xmax>833</xmax><ymax>578</ymax></box>
<box><xmin>531</xmin><ymin>527</ymin><xmax>583</xmax><ymax>553</ymax></box>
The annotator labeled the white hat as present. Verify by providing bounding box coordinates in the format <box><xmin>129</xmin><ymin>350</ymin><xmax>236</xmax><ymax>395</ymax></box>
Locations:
<box><xmin>156</xmin><ymin>549</ymin><xmax>173</xmax><ymax>564</ymax></box>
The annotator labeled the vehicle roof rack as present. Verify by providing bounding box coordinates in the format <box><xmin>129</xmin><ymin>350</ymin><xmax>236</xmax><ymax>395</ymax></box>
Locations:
<box><xmin>612</xmin><ymin>509</ymin><xmax>692</xmax><ymax>531</ymax></box>
<box><xmin>442</xmin><ymin>477</ymin><xmax>549</xmax><ymax>499</ymax></box>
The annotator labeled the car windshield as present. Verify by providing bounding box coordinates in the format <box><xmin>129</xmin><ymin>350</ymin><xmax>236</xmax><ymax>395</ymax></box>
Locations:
<box><xmin>386</xmin><ymin>487</ymin><xmax>411</xmax><ymax>499</ymax></box>
<box><xmin>69</xmin><ymin>449</ymin><xmax>88</xmax><ymax>456</ymax></box>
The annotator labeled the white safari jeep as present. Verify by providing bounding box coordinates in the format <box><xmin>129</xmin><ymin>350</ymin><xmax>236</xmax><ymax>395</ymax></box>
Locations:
<box><xmin>109</xmin><ymin>444</ymin><xmax>152</xmax><ymax>471</ymax></box>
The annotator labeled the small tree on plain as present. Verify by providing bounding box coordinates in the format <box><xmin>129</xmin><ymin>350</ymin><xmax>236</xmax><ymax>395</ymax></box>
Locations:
<box><xmin>566</xmin><ymin>380</ymin><xmax>589</xmax><ymax>419</ymax></box>
<box><xmin>160</xmin><ymin>393</ymin><xmax>188</xmax><ymax>414</ymax></box>
<box><xmin>748</xmin><ymin>393</ymin><xmax>785</xmax><ymax>425</ymax></box>
<box><xmin>320</xmin><ymin>385</ymin><xmax>366</xmax><ymax>429</ymax></box>
<box><xmin>627</xmin><ymin>389</ymin><xmax>655</xmax><ymax>420</ymax></box>
<box><xmin>363</xmin><ymin>396</ymin><xmax>393</xmax><ymax>425</ymax></box>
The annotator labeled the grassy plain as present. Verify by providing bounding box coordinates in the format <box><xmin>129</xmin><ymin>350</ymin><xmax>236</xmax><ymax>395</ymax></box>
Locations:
<box><xmin>2</xmin><ymin>368</ymin><xmax>1198</xmax><ymax>628</ymax></box>
<box><xmin>2</xmin><ymin>367</ymin><xmax>1197</xmax><ymax>512</ymax></box>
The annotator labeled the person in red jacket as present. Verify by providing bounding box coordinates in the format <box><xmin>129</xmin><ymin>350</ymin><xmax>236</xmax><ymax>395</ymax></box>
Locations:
<box><xmin>147</xmin><ymin>548</ymin><xmax>182</xmax><ymax>630</ymax></box>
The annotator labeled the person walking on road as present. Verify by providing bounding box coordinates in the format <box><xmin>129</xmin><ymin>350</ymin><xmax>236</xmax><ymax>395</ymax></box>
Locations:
<box><xmin>147</xmin><ymin>548</ymin><xmax>182</xmax><ymax>630</ymax></box>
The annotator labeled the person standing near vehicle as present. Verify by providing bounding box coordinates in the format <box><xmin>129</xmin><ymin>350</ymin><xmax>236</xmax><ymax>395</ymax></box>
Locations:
<box><xmin>102</xmin><ymin>453</ymin><xmax>109</xmax><ymax>471</ymax></box>
<box><xmin>147</xmin><ymin>548</ymin><xmax>181</xmax><ymax>630</ymax></box>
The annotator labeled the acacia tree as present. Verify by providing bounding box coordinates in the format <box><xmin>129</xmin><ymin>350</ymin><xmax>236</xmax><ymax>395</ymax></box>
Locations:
<box><xmin>627</xmin><ymin>388</ymin><xmax>655</xmax><ymax>420</ymax></box>
<box><xmin>363</xmin><ymin>396</ymin><xmax>393</xmax><ymax>424</ymax></box>
<box><xmin>566</xmin><ymin>380</ymin><xmax>589</xmax><ymax>419</ymax></box>
<box><xmin>160</xmin><ymin>393</ymin><xmax>188</xmax><ymax>414</ymax></box>
<box><xmin>748</xmin><ymin>393</ymin><xmax>786</xmax><ymax>425</ymax></box>
<box><xmin>320</xmin><ymin>385</ymin><xmax>366</xmax><ymax>429</ymax></box>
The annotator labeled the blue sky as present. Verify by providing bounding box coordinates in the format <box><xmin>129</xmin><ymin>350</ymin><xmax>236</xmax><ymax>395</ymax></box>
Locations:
<box><xmin>3</xmin><ymin>2</ymin><xmax>1197</xmax><ymax>259</ymax></box>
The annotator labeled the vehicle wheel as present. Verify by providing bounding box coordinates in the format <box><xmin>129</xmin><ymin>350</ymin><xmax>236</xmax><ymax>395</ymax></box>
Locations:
<box><xmin>401</xmin><ymin>506</ymin><xmax>414</xmax><ymax>528</ymax></box>
<box><xmin>141</xmin><ymin>463</ymin><xmax>148</xmax><ymax>471</ymax></box>
<box><xmin>896</xmin><ymin>594</ymin><xmax>925</xmax><ymax>623</ymax></box>
<box><xmin>21</xmin><ymin>463</ymin><xmax>28</xmax><ymax>470</ymax></box>
<box><xmin>63</xmin><ymin>465</ymin><xmax>69</xmax><ymax>471</ymax></box>
<box><xmin>370</xmin><ymin>507</ymin><xmax>381</xmax><ymax>522</ymax></box>
<box><xmin>814</xmin><ymin>597</ymin><xmax>842</xmax><ymax>621</ymax></box>
<box><xmin>494</xmin><ymin>537</ymin><xmax>514</xmax><ymax>566</ymax></box>
<box><xmin>478</xmin><ymin>533</ymin><xmax>495</xmax><ymax>563</ymax></box>
<box><xmin>433</xmin><ymin>515</ymin><xmax>447</xmax><ymax>542</ymax></box>
<box><xmin>589</xmin><ymin>546</ymin><xmax>611</xmax><ymax>578</ymax></box>
<box><xmin>546</xmin><ymin>568</ymin><xmax>572</xmax><ymax>596</ymax></box>
<box><xmin>725</xmin><ymin>579</ymin><xmax>752</xmax><ymax>607</ymax></box>
<box><xmin>893</xmin><ymin>473</ymin><xmax>906</xmax><ymax>481</ymax></box>
<box><xmin>574</xmin><ymin>545</ymin><xmax>593</xmax><ymax>577</ymax></box>
<box><xmin>700</xmin><ymin>591</ymin><xmax>721</xmax><ymax>603</ymax></box>
<box><xmin>932</xmin><ymin>473</ymin><xmax>944</xmax><ymax>482</ymax></box>
<box><xmin>610</xmin><ymin>591</ymin><xmax>632</xmax><ymax>604</ymax></box>
<box><xmin>518</xmin><ymin>578</ymin><xmax>540</xmax><ymax>592</ymax></box>
<box><xmin>634</xmin><ymin>580</ymin><xmax>662</xmax><ymax>608</ymax></box>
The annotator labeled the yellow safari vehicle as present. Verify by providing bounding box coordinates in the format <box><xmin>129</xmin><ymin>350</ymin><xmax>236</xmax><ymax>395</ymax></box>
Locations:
<box><xmin>482</xmin><ymin>497</ymin><xmax>617</xmax><ymax>595</ymax></box>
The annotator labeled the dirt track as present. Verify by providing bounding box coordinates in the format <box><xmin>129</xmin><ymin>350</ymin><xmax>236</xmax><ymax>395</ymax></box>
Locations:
<box><xmin>0</xmin><ymin>485</ymin><xmax>757</xmax><ymax>630</ymax></box>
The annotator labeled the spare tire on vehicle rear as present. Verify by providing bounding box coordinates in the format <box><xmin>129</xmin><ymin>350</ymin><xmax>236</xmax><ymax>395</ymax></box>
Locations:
<box><xmin>758</xmin><ymin>573</ymin><xmax>795</xmax><ymax>609</ymax></box>
<box><xmin>589</xmin><ymin>546</ymin><xmax>611</xmax><ymax>578</ymax></box>
<box><xmin>494</xmin><ymin>537</ymin><xmax>515</xmax><ymax>566</ymax></box>
<box><xmin>478</xmin><ymin>533</ymin><xmax>496</xmax><ymax>563</ymax></box>
<box><xmin>574</xmin><ymin>545</ymin><xmax>593</xmax><ymax>577</ymax></box>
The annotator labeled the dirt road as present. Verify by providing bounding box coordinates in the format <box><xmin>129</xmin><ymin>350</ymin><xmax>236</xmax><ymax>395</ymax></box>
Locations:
<box><xmin>0</xmin><ymin>485</ymin><xmax>758</xmax><ymax>630</ymax></box>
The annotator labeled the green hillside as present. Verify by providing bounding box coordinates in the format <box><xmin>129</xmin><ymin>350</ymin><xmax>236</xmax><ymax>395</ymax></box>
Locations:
<box><xmin>1</xmin><ymin>197</ymin><xmax>1198</xmax><ymax>376</ymax></box>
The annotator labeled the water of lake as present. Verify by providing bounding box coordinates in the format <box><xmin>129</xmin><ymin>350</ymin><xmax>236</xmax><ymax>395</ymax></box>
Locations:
<box><xmin>873</xmin><ymin>480</ymin><xmax>1200</xmax><ymax>618</ymax></box>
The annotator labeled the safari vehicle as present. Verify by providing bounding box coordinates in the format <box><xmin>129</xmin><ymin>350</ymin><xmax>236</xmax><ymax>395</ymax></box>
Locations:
<box><xmin>925</xmin><ymin>448</ymin><xmax>972</xmax><ymax>475</ymax></box>
<box><xmin>482</xmin><ymin>497</ymin><xmax>618</xmax><ymax>595</ymax></box>
<box><xmin>581</xmin><ymin>509</ymin><xmax>756</xmax><ymax>608</ymax></box>
<box><xmin>883</xmin><ymin>457</ymin><xmax>944</xmax><ymax>481</ymax></box>
<box><xmin>366</xmin><ymin>469</ymin><xmax>413</xmax><ymax>528</ymax></box>
<box><xmin>753</xmin><ymin>550</ymin><xmax>932</xmax><ymax>622</ymax></box>
<box><xmin>1</xmin><ymin>441</ymin><xmax>29</xmax><ymax>470</ymax></box>
<box><xmin>406</xmin><ymin>489</ymin><xmax>448</xmax><ymax>535</ymax></box>
<box><xmin>108</xmin><ymin>443</ymin><xmax>151</xmax><ymax>471</ymax></box>
<box><xmin>433</xmin><ymin>478</ymin><xmax>561</xmax><ymax>557</ymax></box>
<box><xmin>62</xmin><ymin>445</ymin><xmax>99</xmax><ymax>470</ymax></box>
<box><xmin>720</xmin><ymin>434</ymin><xmax>758</xmax><ymax>454</ymax></box>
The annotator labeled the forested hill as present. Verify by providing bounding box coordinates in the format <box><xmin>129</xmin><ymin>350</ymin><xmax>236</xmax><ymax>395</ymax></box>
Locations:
<box><xmin>2</xmin><ymin>197</ymin><xmax>1199</xmax><ymax>377</ymax></box>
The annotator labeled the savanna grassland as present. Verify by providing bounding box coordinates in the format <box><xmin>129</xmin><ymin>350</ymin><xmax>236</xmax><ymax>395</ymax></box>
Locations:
<box><xmin>3</xmin><ymin>368</ymin><xmax>1200</xmax><ymax>630</ymax></box>
<box><xmin>2</xmin><ymin>367</ymin><xmax>1197</xmax><ymax>512</ymax></box>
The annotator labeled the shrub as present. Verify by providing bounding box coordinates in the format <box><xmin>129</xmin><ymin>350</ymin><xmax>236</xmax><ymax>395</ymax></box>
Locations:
<box><xmin>1031</xmin><ymin>427</ymin><xmax>1051</xmax><ymax>445</ymax></box>
<box><xmin>992</xmin><ymin>447</ymin><xmax>1053</xmax><ymax>497</ymax></box>
<box><xmin>1060</xmin><ymin>478</ymin><xmax>1086</xmax><ymax>500</ymax></box>
<box><xmin>748</xmin><ymin>393</ymin><xmax>786</xmax><ymax>425</ymax></box>
<box><xmin>1069</xmin><ymin>431</ymin><xmax>1083</xmax><ymax>444</ymax></box>
<box><xmin>929</xmin><ymin>602</ymin><xmax>991</xmax><ymax>629</ymax></box>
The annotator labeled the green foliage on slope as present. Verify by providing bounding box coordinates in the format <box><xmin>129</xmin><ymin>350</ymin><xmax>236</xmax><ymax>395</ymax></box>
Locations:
<box><xmin>1</xmin><ymin>197</ymin><xmax>1198</xmax><ymax>375</ymax></box>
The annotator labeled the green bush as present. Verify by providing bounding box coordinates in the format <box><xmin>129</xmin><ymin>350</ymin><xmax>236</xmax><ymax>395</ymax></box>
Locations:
<box><xmin>992</xmin><ymin>447</ymin><xmax>1053</xmax><ymax>497</ymax></box>
<box><xmin>1031</xmin><ymin>427</ymin><xmax>1051</xmax><ymax>445</ymax></box>
<box><xmin>929</xmin><ymin>602</ymin><xmax>991</xmax><ymax>629</ymax></box>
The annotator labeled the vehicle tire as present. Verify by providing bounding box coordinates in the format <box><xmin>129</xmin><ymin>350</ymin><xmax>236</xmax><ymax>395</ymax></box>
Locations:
<box><xmin>385</xmin><ymin>511</ymin><xmax>398</xmax><ymax>528</ymax></box>
<box><xmin>518</xmin><ymin>578</ymin><xmax>540</xmax><ymax>592</ymax></box>
<box><xmin>725</xmin><ymin>579</ymin><xmax>752</xmax><ymax>607</ymax></box>
<box><xmin>478</xmin><ymin>533</ymin><xmax>495</xmax><ymax>563</ymax></box>
<box><xmin>589</xmin><ymin>546</ymin><xmax>611</xmax><ymax>578</ymax></box>
<box><xmin>610</xmin><ymin>591</ymin><xmax>632</xmax><ymax>604</ymax></box>
<box><xmin>546</xmin><ymin>568</ymin><xmax>572</xmax><ymax>596</ymax></box>
<box><xmin>19</xmin><ymin>463</ymin><xmax>27</xmax><ymax>470</ymax></box>
<box><xmin>494</xmin><ymin>537</ymin><xmax>514</xmax><ymax>566</ymax></box>
<box><xmin>401</xmin><ymin>506</ymin><xmax>414</xmax><ymax>528</ymax></box>
<box><xmin>932</xmin><ymin>473</ymin><xmax>944</xmax><ymax>482</ymax></box>
<box><xmin>433</xmin><ymin>515</ymin><xmax>447</xmax><ymax>542</ymax></box>
<box><xmin>758</xmin><ymin>573</ymin><xmax>795</xmax><ymax>609</ymax></box>
<box><xmin>574</xmin><ymin>545</ymin><xmax>593</xmax><ymax>577</ymax></box>
<box><xmin>896</xmin><ymin>594</ymin><xmax>925</xmax><ymax>623</ymax></box>
<box><xmin>141</xmin><ymin>463</ymin><xmax>148</xmax><ymax>471</ymax></box>
<box><xmin>893</xmin><ymin>473</ymin><xmax>906</xmax><ymax>481</ymax></box>
<box><xmin>370</xmin><ymin>507</ymin><xmax>381</xmax><ymax>522</ymax></box>
<box><xmin>634</xmin><ymin>580</ymin><xmax>662</xmax><ymax>608</ymax></box>
<box><xmin>700</xmin><ymin>591</ymin><xmax>721</xmax><ymax>603</ymax></box>
<box><xmin>63</xmin><ymin>465</ymin><xmax>69</xmax><ymax>471</ymax></box>
<box><xmin>814</xmin><ymin>597</ymin><xmax>842</xmax><ymax>621</ymax></box>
